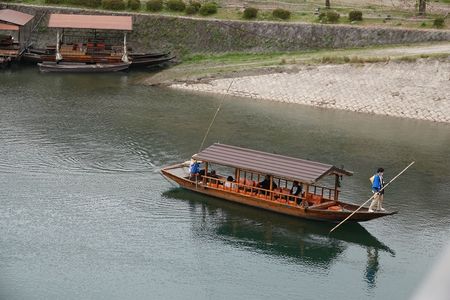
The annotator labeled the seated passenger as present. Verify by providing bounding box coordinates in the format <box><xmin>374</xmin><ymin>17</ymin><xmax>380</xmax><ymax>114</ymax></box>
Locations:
<box><xmin>210</xmin><ymin>170</ymin><xmax>219</xmax><ymax>178</ymax></box>
<box><xmin>224</xmin><ymin>176</ymin><xmax>236</xmax><ymax>189</ymax></box>
<box><xmin>290</xmin><ymin>181</ymin><xmax>303</xmax><ymax>204</ymax></box>
<box><xmin>258</xmin><ymin>175</ymin><xmax>277</xmax><ymax>194</ymax></box>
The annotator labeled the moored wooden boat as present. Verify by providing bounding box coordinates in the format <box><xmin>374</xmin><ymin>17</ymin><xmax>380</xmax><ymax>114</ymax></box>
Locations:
<box><xmin>38</xmin><ymin>61</ymin><xmax>130</xmax><ymax>73</ymax></box>
<box><xmin>23</xmin><ymin>47</ymin><xmax>175</xmax><ymax>67</ymax></box>
<box><xmin>161</xmin><ymin>143</ymin><xmax>397</xmax><ymax>223</ymax></box>
<box><xmin>130</xmin><ymin>55</ymin><xmax>175</xmax><ymax>68</ymax></box>
<box><xmin>129</xmin><ymin>51</ymin><xmax>170</xmax><ymax>59</ymax></box>
<box><xmin>0</xmin><ymin>9</ymin><xmax>35</xmax><ymax>66</ymax></box>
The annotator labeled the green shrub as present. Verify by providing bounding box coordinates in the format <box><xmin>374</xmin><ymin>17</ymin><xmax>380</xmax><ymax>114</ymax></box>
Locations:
<box><xmin>185</xmin><ymin>1</ymin><xmax>201</xmax><ymax>14</ymax></box>
<box><xmin>190</xmin><ymin>1</ymin><xmax>201</xmax><ymax>11</ymax></box>
<box><xmin>185</xmin><ymin>4</ymin><xmax>197</xmax><ymax>14</ymax></box>
<box><xmin>318</xmin><ymin>10</ymin><xmax>340</xmax><ymax>23</ymax></box>
<box><xmin>243</xmin><ymin>7</ymin><xmax>258</xmax><ymax>19</ymax></box>
<box><xmin>272</xmin><ymin>8</ymin><xmax>291</xmax><ymax>20</ymax></box>
<box><xmin>146</xmin><ymin>0</ymin><xmax>163</xmax><ymax>11</ymax></box>
<box><xmin>433</xmin><ymin>17</ymin><xmax>445</xmax><ymax>28</ymax></box>
<box><xmin>326</xmin><ymin>11</ymin><xmax>340</xmax><ymax>22</ymax></box>
<box><xmin>128</xmin><ymin>0</ymin><xmax>140</xmax><ymax>10</ymax></box>
<box><xmin>166</xmin><ymin>0</ymin><xmax>186</xmax><ymax>11</ymax></box>
<box><xmin>199</xmin><ymin>2</ymin><xmax>218</xmax><ymax>16</ymax></box>
<box><xmin>102</xmin><ymin>0</ymin><xmax>126</xmax><ymax>10</ymax></box>
<box><xmin>45</xmin><ymin>0</ymin><xmax>65</xmax><ymax>4</ymax></box>
<box><xmin>72</xmin><ymin>0</ymin><xmax>102</xmax><ymax>7</ymax></box>
<box><xmin>348</xmin><ymin>10</ymin><xmax>362</xmax><ymax>21</ymax></box>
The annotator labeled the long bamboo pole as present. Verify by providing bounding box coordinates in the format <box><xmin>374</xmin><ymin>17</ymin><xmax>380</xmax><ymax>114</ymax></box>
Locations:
<box><xmin>329</xmin><ymin>161</ymin><xmax>415</xmax><ymax>233</ymax></box>
<box><xmin>198</xmin><ymin>79</ymin><xmax>234</xmax><ymax>153</ymax></box>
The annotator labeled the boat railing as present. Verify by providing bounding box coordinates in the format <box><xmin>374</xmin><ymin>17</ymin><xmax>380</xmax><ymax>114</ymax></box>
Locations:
<box><xmin>201</xmin><ymin>176</ymin><xmax>309</xmax><ymax>207</ymax></box>
<box><xmin>201</xmin><ymin>175</ymin><xmax>338</xmax><ymax>207</ymax></box>
<box><xmin>307</xmin><ymin>185</ymin><xmax>339</xmax><ymax>202</ymax></box>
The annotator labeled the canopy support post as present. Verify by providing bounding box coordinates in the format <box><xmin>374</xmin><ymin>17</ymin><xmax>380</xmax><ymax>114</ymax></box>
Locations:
<box><xmin>269</xmin><ymin>175</ymin><xmax>273</xmax><ymax>200</ymax></box>
<box><xmin>122</xmin><ymin>32</ymin><xmax>129</xmax><ymax>63</ymax></box>
<box><xmin>334</xmin><ymin>174</ymin><xmax>340</xmax><ymax>201</ymax></box>
<box><xmin>55</xmin><ymin>29</ymin><xmax>62</xmax><ymax>61</ymax></box>
<box><xmin>203</xmin><ymin>163</ymin><xmax>208</xmax><ymax>185</ymax></box>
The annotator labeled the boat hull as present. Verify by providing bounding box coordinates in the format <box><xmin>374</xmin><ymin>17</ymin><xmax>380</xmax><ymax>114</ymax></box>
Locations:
<box><xmin>129</xmin><ymin>51</ymin><xmax>170</xmax><ymax>59</ymax></box>
<box><xmin>130</xmin><ymin>55</ymin><xmax>175</xmax><ymax>68</ymax></box>
<box><xmin>38</xmin><ymin>62</ymin><xmax>130</xmax><ymax>73</ymax></box>
<box><xmin>161</xmin><ymin>164</ymin><xmax>397</xmax><ymax>223</ymax></box>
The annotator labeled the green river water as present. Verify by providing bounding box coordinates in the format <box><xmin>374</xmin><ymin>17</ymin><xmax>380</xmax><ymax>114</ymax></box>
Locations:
<box><xmin>1</xmin><ymin>66</ymin><xmax>449</xmax><ymax>300</ymax></box>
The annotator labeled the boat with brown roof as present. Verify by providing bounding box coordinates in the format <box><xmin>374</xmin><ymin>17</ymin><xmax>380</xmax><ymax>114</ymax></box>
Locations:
<box><xmin>161</xmin><ymin>143</ymin><xmax>397</xmax><ymax>223</ymax></box>
<box><xmin>30</xmin><ymin>14</ymin><xmax>175</xmax><ymax>69</ymax></box>
<box><xmin>0</xmin><ymin>9</ymin><xmax>34</xmax><ymax>66</ymax></box>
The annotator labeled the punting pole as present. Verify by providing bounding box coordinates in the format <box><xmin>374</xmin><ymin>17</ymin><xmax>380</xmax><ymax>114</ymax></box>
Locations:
<box><xmin>122</xmin><ymin>32</ymin><xmax>129</xmax><ymax>63</ymax></box>
<box><xmin>55</xmin><ymin>29</ymin><xmax>62</xmax><ymax>61</ymax></box>
<box><xmin>198</xmin><ymin>79</ymin><xmax>235</xmax><ymax>153</ymax></box>
<box><xmin>329</xmin><ymin>161</ymin><xmax>415</xmax><ymax>234</ymax></box>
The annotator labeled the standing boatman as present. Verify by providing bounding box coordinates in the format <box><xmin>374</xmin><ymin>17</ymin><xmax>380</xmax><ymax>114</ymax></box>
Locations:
<box><xmin>369</xmin><ymin>168</ymin><xmax>385</xmax><ymax>212</ymax></box>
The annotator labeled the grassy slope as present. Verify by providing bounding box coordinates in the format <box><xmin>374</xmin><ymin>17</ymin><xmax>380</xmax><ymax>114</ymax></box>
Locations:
<box><xmin>141</xmin><ymin>42</ymin><xmax>450</xmax><ymax>85</ymax></box>
<box><xmin>6</xmin><ymin>0</ymin><xmax>450</xmax><ymax>29</ymax></box>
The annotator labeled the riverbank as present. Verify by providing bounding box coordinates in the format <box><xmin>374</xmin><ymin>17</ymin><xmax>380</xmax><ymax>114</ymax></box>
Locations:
<box><xmin>2</xmin><ymin>3</ymin><xmax>450</xmax><ymax>54</ymax></box>
<box><xmin>148</xmin><ymin>43</ymin><xmax>450</xmax><ymax>123</ymax></box>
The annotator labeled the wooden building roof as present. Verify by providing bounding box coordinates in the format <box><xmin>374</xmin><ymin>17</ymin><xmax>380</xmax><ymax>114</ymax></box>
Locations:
<box><xmin>0</xmin><ymin>23</ymin><xmax>19</xmax><ymax>31</ymax></box>
<box><xmin>48</xmin><ymin>14</ymin><xmax>132</xmax><ymax>31</ymax></box>
<box><xmin>193</xmin><ymin>143</ymin><xmax>353</xmax><ymax>184</ymax></box>
<box><xmin>0</xmin><ymin>9</ymin><xmax>34</xmax><ymax>26</ymax></box>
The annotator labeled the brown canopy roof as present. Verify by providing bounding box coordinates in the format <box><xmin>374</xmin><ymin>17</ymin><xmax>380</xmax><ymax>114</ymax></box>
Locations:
<box><xmin>193</xmin><ymin>143</ymin><xmax>353</xmax><ymax>184</ymax></box>
<box><xmin>0</xmin><ymin>23</ymin><xmax>19</xmax><ymax>31</ymax></box>
<box><xmin>48</xmin><ymin>14</ymin><xmax>132</xmax><ymax>31</ymax></box>
<box><xmin>0</xmin><ymin>9</ymin><xmax>34</xmax><ymax>26</ymax></box>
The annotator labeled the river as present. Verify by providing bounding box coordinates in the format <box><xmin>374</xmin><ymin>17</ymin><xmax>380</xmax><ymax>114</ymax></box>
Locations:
<box><xmin>1</xmin><ymin>66</ymin><xmax>449</xmax><ymax>300</ymax></box>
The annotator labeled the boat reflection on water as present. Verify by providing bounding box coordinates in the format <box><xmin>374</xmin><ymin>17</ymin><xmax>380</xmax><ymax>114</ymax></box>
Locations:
<box><xmin>163</xmin><ymin>188</ymin><xmax>394</xmax><ymax>285</ymax></box>
<box><xmin>365</xmin><ymin>247</ymin><xmax>380</xmax><ymax>289</ymax></box>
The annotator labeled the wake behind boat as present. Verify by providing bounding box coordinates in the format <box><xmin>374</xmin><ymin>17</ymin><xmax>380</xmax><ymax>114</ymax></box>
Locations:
<box><xmin>38</xmin><ymin>61</ymin><xmax>130</xmax><ymax>73</ymax></box>
<box><xmin>161</xmin><ymin>143</ymin><xmax>397</xmax><ymax>223</ymax></box>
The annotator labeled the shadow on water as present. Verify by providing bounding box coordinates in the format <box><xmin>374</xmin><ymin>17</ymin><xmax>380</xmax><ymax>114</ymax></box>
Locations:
<box><xmin>163</xmin><ymin>188</ymin><xmax>395</xmax><ymax>269</ymax></box>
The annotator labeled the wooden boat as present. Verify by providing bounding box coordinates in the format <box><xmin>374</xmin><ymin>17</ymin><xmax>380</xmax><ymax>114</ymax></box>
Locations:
<box><xmin>23</xmin><ymin>47</ymin><xmax>175</xmax><ymax>67</ymax></box>
<box><xmin>0</xmin><ymin>10</ymin><xmax>35</xmax><ymax>66</ymax></box>
<box><xmin>161</xmin><ymin>143</ymin><xmax>397</xmax><ymax>223</ymax></box>
<box><xmin>38</xmin><ymin>61</ymin><xmax>130</xmax><ymax>73</ymax></box>
<box><xmin>21</xmin><ymin>51</ymin><xmax>44</xmax><ymax>63</ymax></box>
<box><xmin>0</xmin><ymin>55</ymin><xmax>11</xmax><ymax>68</ymax></box>
<box><xmin>130</xmin><ymin>55</ymin><xmax>175</xmax><ymax>68</ymax></box>
<box><xmin>129</xmin><ymin>51</ymin><xmax>170</xmax><ymax>59</ymax></box>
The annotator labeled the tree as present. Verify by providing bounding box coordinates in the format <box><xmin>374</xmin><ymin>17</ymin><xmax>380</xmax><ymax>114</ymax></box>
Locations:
<box><xmin>418</xmin><ymin>0</ymin><xmax>426</xmax><ymax>16</ymax></box>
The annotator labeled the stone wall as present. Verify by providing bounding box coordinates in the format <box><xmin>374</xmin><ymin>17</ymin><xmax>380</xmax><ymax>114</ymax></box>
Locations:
<box><xmin>2</xmin><ymin>3</ymin><xmax>450</xmax><ymax>54</ymax></box>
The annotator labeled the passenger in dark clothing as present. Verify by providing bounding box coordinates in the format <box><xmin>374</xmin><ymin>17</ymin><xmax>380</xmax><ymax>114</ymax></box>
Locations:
<box><xmin>258</xmin><ymin>175</ymin><xmax>277</xmax><ymax>194</ymax></box>
<box><xmin>290</xmin><ymin>181</ymin><xmax>303</xmax><ymax>204</ymax></box>
<box><xmin>199</xmin><ymin>169</ymin><xmax>218</xmax><ymax>178</ymax></box>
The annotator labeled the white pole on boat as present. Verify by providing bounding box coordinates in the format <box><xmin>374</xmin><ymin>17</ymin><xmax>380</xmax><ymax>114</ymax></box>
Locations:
<box><xmin>198</xmin><ymin>79</ymin><xmax>234</xmax><ymax>153</ymax></box>
<box><xmin>55</xmin><ymin>29</ymin><xmax>62</xmax><ymax>61</ymax></box>
<box><xmin>122</xmin><ymin>32</ymin><xmax>129</xmax><ymax>63</ymax></box>
<box><xmin>329</xmin><ymin>161</ymin><xmax>415</xmax><ymax>234</ymax></box>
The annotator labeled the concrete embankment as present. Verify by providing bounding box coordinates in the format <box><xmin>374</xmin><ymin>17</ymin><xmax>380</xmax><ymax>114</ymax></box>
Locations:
<box><xmin>2</xmin><ymin>3</ymin><xmax>450</xmax><ymax>54</ymax></box>
<box><xmin>171</xmin><ymin>59</ymin><xmax>450</xmax><ymax>123</ymax></box>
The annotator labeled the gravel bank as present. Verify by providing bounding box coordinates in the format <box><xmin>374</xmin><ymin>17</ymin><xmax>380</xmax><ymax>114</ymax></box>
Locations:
<box><xmin>171</xmin><ymin>60</ymin><xmax>450</xmax><ymax>123</ymax></box>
